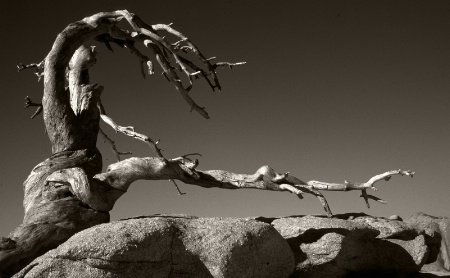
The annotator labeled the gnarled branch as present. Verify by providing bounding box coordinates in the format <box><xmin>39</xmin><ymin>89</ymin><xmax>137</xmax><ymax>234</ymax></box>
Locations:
<box><xmin>19</xmin><ymin>9</ymin><xmax>244</xmax><ymax>152</ymax></box>
<box><xmin>88</xmin><ymin>155</ymin><xmax>413</xmax><ymax>217</ymax></box>
<box><xmin>98</xmin><ymin>101</ymin><xmax>163</xmax><ymax>158</ymax></box>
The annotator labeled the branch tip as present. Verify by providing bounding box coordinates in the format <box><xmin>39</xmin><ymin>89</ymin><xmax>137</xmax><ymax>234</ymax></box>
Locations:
<box><xmin>99</xmin><ymin>128</ymin><xmax>132</xmax><ymax>162</ymax></box>
<box><xmin>170</xmin><ymin>179</ymin><xmax>186</xmax><ymax>195</ymax></box>
<box><xmin>24</xmin><ymin>96</ymin><xmax>43</xmax><ymax>119</ymax></box>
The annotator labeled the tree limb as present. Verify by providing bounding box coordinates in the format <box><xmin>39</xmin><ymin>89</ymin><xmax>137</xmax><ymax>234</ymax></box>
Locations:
<box><xmin>17</xmin><ymin>60</ymin><xmax>45</xmax><ymax>82</ymax></box>
<box><xmin>89</xmin><ymin>156</ymin><xmax>413</xmax><ymax>217</ymax></box>
<box><xmin>98</xmin><ymin>101</ymin><xmax>188</xmax><ymax>195</ymax></box>
<box><xmin>98</xmin><ymin>101</ymin><xmax>163</xmax><ymax>157</ymax></box>
<box><xmin>98</xmin><ymin>128</ymin><xmax>132</xmax><ymax>162</ymax></box>
<box><xmin>24</xmin><ymin>96</ymin><xmax>43</xmax><ymax>119</ymax></box>
<box><xmin>111</xmin><ymin>11</ymin><xmax>245</xmax><ymax>117</ymax></box>
<box><xmin>19</xmin><ymin>10</ymin><xmax>244</xmax><ymax>129</ymax></box>
<box><xmin>306</xmin><ymin>170</ymin><xmax>414</xmax><ymax>192</ymax></box>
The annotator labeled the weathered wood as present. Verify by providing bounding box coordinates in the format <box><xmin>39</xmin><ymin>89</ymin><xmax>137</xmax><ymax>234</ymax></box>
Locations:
<box><xmin>0</xmin><ymin>150</ymin><xmax>109</xmax><ymax>277</ymax></box>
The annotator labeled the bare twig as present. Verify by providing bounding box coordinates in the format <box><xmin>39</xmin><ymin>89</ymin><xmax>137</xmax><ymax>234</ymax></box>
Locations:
<box><xmin>17</xmin><ymin>60</ymin><xmax>45</xmax><ymax>82</ymax></box>
<box><xmin>98</xmin><ymin>105</ymin><xmax>163</xmax><ymax>158</ymax></box>
<box><xmin>24</xmin><ymin>96</ymin><xmax>43</xmax><ymax>119</ymax></box>
<box><xmin>306</xmin><ymin>169</ymin><xmax>414</xmax><ymax>209</ymax></box>
<box><xmin>170</xmin><ymin>179</ymin><xmax>186</xmax><ymax>195</ymax></box>
<box><xmin>106</xmin><ymin>27</ymin><xmax>155</xmax><ymax>78</ymax></box>
<box><xmin>107</xmin><ymin>11</ymin><xmax>245</xmax><ymax>117</ymax></box>
<box><xmin>213</xmin><ymin>62</ymin><xmax>247</xmax><ymax>70</ymax></box>
<box><xmin>98</xmin><ymin>101</ymin><xmax>191</xmax><ymax>195</ymax></box>
<box><xmin>360</xmin><ymin>189</ymin><xmax>387</xmax><ymax>208</ymax></box>
<box><xmin>98</xmin><ymin>128</ymin><xmax>132</xmax><ymax>162</ymax></box>
<box><xmin>83</xmin><ymin>11</ymin><xmax>246</xmax><ymax>118</ymax></box>
<box><xmin>366</xmin><ymin>169</ymin><xmax>414</xmax><ymax>187</ymax></box>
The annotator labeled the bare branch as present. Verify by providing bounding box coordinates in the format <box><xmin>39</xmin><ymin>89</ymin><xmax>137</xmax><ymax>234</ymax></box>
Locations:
<box><xmin>151</xmin><ymin>23</ymin><xmax>222</xmax><ymax>89</ymax></box>
<box><xmin>360</xmin><ymin>189</ymin><xmax>387</xmax><ymax>209</ymax></box>
<box><xmin>360</xmin><ymin>189</ymin><xmax>371</xmax><ymax>208</ymax></box>
<box><xmin>127</xmin><ymin>43</ymin><xmax>154</xmax><ymax>78</ymax></box>
<box><xmin>68</xmin><ymin>11</ymin><xmax>246</xmax><ymax>120</ymax></box>
<box><xmin>366</xmin><ymin>169</ymin><xmax>414</xmax><ymax>186</ymax></box>
<box><xmin>94</xmin><ymin>159</ymin><xmax>337</xmax><ymax>216</ymax></box>
<box><xmin>98</xmin><ymin>103</ymin><xmax>164</xmax><ymax>158</ymax></box>
<box><xmin>17</xmin><ymin>60</ymin><xmax>45</xmax><ymax>82</ymax></box>
<box><xmin>98</xmin><ymin>128</ymin><xmax>132</xmax><ymax>162</ymax></box>
<box><xmin>103</xmin><ymin>22</ymin><xmax>212</xmax><ymax>118</ymax></box>
<box><xmin>180</xmin><ymin>153</ymin><xmax>202</xmax><ymax>159</ymax></box>
<box><xmin>213</xmin><ymin>62</ymin><xmax>247</xmax><ymax>70</ymax></box>
<box><xmin>152</xmin><ymin>23</ymin><xmax>245</xmax><ymax>90</ymax></box>
<box><xmin>170</xmin><ymin>179</ymin><xmax>186</xmax><ymax>195</ymax></box>
<box><xmin>306</xmin><ymin>169</ymin><xmax>414</xmax><ymax>191</ymax></box>
<box><xmin>306</xmin><ymin>169</ymin><xmax>414</xmax><ymax>210</ymax></box>
<box><xmin>107</xmin><ymin>11</ymin><xmax>244</xmax><ymax>117</ymax></box>
<box><xmin>24</xmin><ymin>96</ymin><xmax>43</xmax><ymax>119</ymax></box>
<box><xmin>106</xmin><ymin>27</ymin><xmax>155</xmax><ymax>78</ymax></box>
<box><xmin>98</xmin><ymin>101</ymin><xmax>194</xmax><ymax>195</ymax></box>
<box><xmin>96</xmin><ymin>159</ymin><xmax>412</xmax><ymax>217</ymax></box>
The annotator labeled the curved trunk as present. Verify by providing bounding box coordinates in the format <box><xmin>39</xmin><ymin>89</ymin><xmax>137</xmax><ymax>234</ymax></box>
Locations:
<box><xmin>0</xmin><ymin>14</ymin><xmax>117</xmax><ymax>276</ymax></box>
<box><xmin>0</xmin><ymin>150</ymin><xmax>109</xmax><ymax>277</ymax></box>
<box><xmin>43</xmin><ymin>21</ymin><xmax>110</xmax><ymax>153</ymax></box>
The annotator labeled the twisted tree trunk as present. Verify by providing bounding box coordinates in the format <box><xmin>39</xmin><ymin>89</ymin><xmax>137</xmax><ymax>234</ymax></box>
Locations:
<box><xmin>0</xmin><ymin>10</ymin><xmax>413</xmax><ymax>277</ymax></box>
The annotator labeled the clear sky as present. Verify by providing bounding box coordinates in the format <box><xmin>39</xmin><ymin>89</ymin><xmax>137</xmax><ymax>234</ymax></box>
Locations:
<box><xmin>1</xmin><ymin>0</ymin><xmax>449</xmax><ymax>237</ymax></box>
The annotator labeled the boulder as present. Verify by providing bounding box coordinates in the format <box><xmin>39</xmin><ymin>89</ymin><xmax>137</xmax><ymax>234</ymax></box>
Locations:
<box><xmin>12</xmin><ymin>212</ymin><xmax>448</xmax><ymax>278</ymax></box>
<box><xmin>405</xmin><ymin>212</ymin><xmax>450</xmax><ymax>274</ymax></box>
<box><xmin>389</xmin><ymin>215</ymin><xmax>403</xmax><ymax>221</ymax></box>
<box><xmin>13</xmin><ymin>215</ymin><xmax>294</xmax><ymax>278</ymax></box>
<box><xmin>272</xmin><ymin>214</ymin><xmax>429</xmax><ymax>277</ymax></box>
<box><xmin>351</xmin><ymin>215</ymin><xmax>418</xmax><ymax>239</ymax></box>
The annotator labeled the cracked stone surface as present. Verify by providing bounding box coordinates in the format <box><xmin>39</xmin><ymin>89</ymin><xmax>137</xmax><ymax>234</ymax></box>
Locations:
<box><xmin>11</xmin><ymin>213</ymin><xmax>449</xmax><ymax>278</ymax></box>
<box><xmin>13</xmin><ymin>215</ymin><xmax>294</xmax><ymax>278</ymax></box>
<box><xmin>405</xmin><ymin>212</ymin><xmax>450</xmax><ymax>275</ymax></box>
<box><xmin>271</xmin><ymin>214</ymin><xmax>430</xmax><ymax>277</ymax></box>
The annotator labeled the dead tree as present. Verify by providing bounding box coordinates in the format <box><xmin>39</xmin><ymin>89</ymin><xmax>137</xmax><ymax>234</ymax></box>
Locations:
<box><xmin>0</xmin><ymin>10</ymin><xmax>414</xmax><ymax>276</ymax></box>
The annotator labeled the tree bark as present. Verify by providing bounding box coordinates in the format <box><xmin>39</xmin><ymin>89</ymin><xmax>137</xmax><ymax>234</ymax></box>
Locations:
<box><xmin>1</xmin><ymin>10</ymin><xmax>413</xmax><ymax>277</ymax></box>
<box><xmin>1</xmin><ymin>12</ymin><xmax>120</xmax><ymax>276</ymax></box>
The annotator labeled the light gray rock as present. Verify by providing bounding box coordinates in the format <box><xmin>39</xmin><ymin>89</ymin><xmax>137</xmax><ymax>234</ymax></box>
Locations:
<box><xmin>406</xmin><ymin>212</ymin><xmax>450</xmax><ymax>275</ymax></box>
<box><xmin>352</xmin><ymin>215</ymin><xmax>419</xmax><ymax>239</ymax></box>
<box><xmin>389</xmin><ymin>214</ymin><xmax>403</xmax><ymax>221</ymax></box>
<box><xmin>272</xmin><ymin>214</ymin><xmax>429</xmax><ymax>277</ymax></box>
<box><xmin>13</xmin><ymin>212</ymin><xmax>447</xmax><ymax>278</ymax></box>
<box><xmin>14</xmin><ymin>215</ymin><xmax>294</xmax><ymax>278</ymax></box>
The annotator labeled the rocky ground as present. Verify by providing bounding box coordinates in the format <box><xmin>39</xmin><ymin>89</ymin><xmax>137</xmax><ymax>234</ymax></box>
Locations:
<box><xmin>11</xmin><ymin>212</ymin><xmax>450</xmax><ymax>278</ymax></box>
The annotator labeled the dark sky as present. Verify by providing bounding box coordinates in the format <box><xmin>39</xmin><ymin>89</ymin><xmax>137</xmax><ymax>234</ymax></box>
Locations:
<box><xmin>1</xmin><ymin>1</ymin><xmax>449</xmax><ymax>237</ymax></box>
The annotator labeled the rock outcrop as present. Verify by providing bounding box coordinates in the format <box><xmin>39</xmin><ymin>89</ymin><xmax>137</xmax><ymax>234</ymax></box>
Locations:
<box><xmin>13</xmin><ymin>215</ymin><xmax>294</xmax><ymax>278</ymax></box>
<box><xmin>405</xmin><ymin>212</ymin><xmax>450</xmax><ymax>275</ymax></box>
<box><xmin>12</xmin><ymin>213</ymin><xmax>450</xmax><ymax>278</ymax></box>
<box><xmin>270</xmin><ymin>213</ymin><xmax>429</xmax><ymax>277</ymax></box>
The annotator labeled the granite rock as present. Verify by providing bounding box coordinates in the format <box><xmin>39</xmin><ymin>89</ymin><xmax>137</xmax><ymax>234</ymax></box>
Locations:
<box><xmin>14</xmin><ymin>215</ymin><xmax>294</xmax><ymax>278</ymax></box>
<box><xmin>272</xmin><ymin>214</ymin><xmax>429</xmax><ymax>277</ymax></box>
<box><xmin>405</xmin><ymin>212</ymin><xmax>450</xmax><ymax>275</ymax></box>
